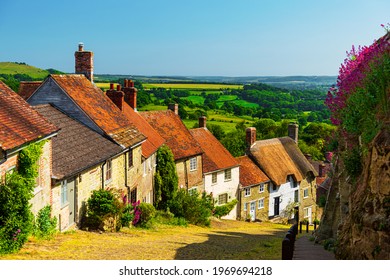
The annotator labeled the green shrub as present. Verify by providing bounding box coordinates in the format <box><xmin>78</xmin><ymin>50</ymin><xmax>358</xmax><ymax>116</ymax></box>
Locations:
<box><xmin>343</xmin><ymin>146</ymin><xmax>362</xmax><ymax>178</ymax></box>
<box><xmin>120</xmin><ymin>204</ymin><xmax>135</xmax><ymax>228</ymax></box>
<box><xmin>138</xmin><ymin>203</ymin><xmax>156</xmax><ymax>227</ymax></box>
<box><xmin>213</xmin><ymin>199</ymin><xmax>238</xmax><ymax>218</ymax></box>
<box><xmin>34</xmin><ymin>205</ymin><xmax>57</xmax><ymax>239</ymax></box>
<box><xmin>169</xmin><ymin>190</ymin><xmax>212</xmax><ymax>227</ymax></box>
<box><xmin>85</xmin><ymin>189</ymin><xmax>121</xmax><ymax>230</ymax></box>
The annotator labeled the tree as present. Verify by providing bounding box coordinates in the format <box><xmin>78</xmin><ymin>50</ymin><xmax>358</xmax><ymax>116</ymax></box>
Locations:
<box><xmin>221</xmin><ymin>130</ymin><xmax>246</xmax><ymax>157</ymax></box>
<box><xmin>154</xmin><ymin>145</ymin><xmax>178</xmax><ymax>211</ymax></box>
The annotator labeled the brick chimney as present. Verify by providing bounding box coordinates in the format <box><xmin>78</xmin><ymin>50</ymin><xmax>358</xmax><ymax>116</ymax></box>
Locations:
<box><xmin>106</xmin><ymin>85</ymin><xmax>124</xmax><ymax>111</ymax></box>
<box><xmin>246</xmin><ymin>127</ymin><xmax>256</xmax><ymax>149</ymax></box>
<box><xmin>168</xmin><ymin>103</ymin><xmax>179</xmax><ymax>115</ymax></box>
<box><xmin>288</xmin><ymin>123</ymin><xmax>299</xmax><ymax>143</ymax></box>
<box><xmin>199</xmin><ymin>116</ymin><xmax>207</xmax><ymax>128</ymax></box>
<box><xmin>122</xmin><ymin>79</ymin><xmax>137</xmax><ymax>111</ymax></box>
<box><xmin>75</xmin><ymin>43</ymin><xmax>94</xmax><ymax>82</ymax></box>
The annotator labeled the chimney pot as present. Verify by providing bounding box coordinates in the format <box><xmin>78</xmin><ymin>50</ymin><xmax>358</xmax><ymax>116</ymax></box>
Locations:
<box><xmin>117</xmin><ymin>84</ymin><xmax>121</xmax><ymax>91</ymax></box>
<box><xmin>246</xmin><ymin>127</ymin><xmax>256</xmax><ymax>149</ymax></box>
<box><xmin>199</xmin><ymin>116</ymin><xmax>207</xmax><ymax>128</ymax></box>
<box><xmin>78</xmin><ymin>43</ymin><xmax>84</xmax><ymax>51</ymax></box>
<box><xmin>110</xmin><ymin>83</ymin><xmax>114</xmax><ymax>90</ymax></box>
<box><xmin>168</xmin><ymin>103</ymin><xmax>179</xmax><ymax>115</ymax></box>
<box><xmin>319</xmin><ymin>163</ymin><xmax>326</xmax><ymax>177</ymax></box>
<box><xmin>124</xmin><ymin>79</ymin><xmax>128</xmax><ymax>88</ymax></box>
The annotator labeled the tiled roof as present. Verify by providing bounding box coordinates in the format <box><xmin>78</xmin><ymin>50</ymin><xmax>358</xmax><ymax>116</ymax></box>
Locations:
<box><xmin>249</xmin><ymin>137</ymin><xmax>317</xmax><ymax>186</ymax></box>
<box><xmin>34</xmin><ymin>104</ymin><xmax>122</xmax><ymax>179</ymax></box>
<box><xmin>236</xmin><ymin>155</ymin><xmax>269</xmax><ymax>187</ymax></box>
<box><xmin>190</xmin><ymin>127</ymin><xmax>238</xmax><ymax>173</ymax></box>
<box><xmin>0</xmin><ymin>81</ymin><xmax>58</xmax><ymax>151</ymax></box>
<box><xmin>121</xmin><ymin>102</ymin><xmax>165</xmax><ymax>158</ymax></box>
<box><xmin>140</xmin><ymin>110</ymin><xmax>203</xmax><ymax>160</ymax></box>
<box><xmin>49</xmin><ymin>75</ymin><xmax>145</xmax><ymax>148</ymax></box>
<box><xmin>18</xmin><ymin>81</ymin><xmax>42</xmax><ymax>100</ymax></box>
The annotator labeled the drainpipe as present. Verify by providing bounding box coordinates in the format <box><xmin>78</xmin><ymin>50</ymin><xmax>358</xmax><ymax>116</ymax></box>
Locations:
<box><xmin>184</xmin><ymin>159</ymin><xmax>189</xmax><ymax>191</ymax></box>
<box><xmin>101</xmin><ymin>161</ymin><xmax>106</xmax><ymax>189</ymax></box>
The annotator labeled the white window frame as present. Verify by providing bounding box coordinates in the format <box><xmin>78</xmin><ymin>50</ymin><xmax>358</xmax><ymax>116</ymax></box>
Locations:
<box><xmin>224</xmin><ymin>168</ymin><xmax>232</xmax><ymax>181</ymax></box>
<box><xmin>304</xmin><ymin>206</ymin><xmax>311</xmax><ymax>219</ymax></box>
<box><xmin>303</xmin><ymin>188</ymin><xmax>309</xmax><ymax>198</ymax></box>
<box><xmin>259</xmin><ymin>184</ymin><xmax>264</xmax><ymax>193</ymax></box>
<box><xmin>244</xmin><ymin>187</ymin><xmax>251</xmax><ymax>197</ymax></box>
<box><xmin>105</xmin><ymin>159</ymin><xmax>112</xmax><ymax>183</ymax></box>
<box><xmin>188</xmin><ymin>187</ymin><xmax>197</xmax><ymax>195</ymax></box>
<box><xmin>189</xmin><ymin>157</ymin><xmax>197</xmax><ymax>171</ymax></box>
<box><xmin>61</xmin><ymin>180</ymin><xmax>68</xmax><ymax>207</ymax></box>
<box><xmin>211</xmin><ymin>172</ymin><xmax>217</xmax><ymax>184</ymax></box>
<box><xmin>244</xmin><ymin>202</ymin><xmax>248</xmax><ymax>211</ymax></box>
<box><xmin>218</xmin><ymin>193</ymin><xmax>228</xmax><ymax>205</ymax></box>
<box><xmin>258</xmin><ymin>198</ymin><xmax>264</xmax><ymax>209</ymax></box>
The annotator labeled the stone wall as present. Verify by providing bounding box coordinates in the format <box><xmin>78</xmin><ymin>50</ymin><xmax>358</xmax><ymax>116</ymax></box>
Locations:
<box><xmin>317</xmin><ymin>128</ymin><xmax>390</xmax><ymax>259</ymax></box>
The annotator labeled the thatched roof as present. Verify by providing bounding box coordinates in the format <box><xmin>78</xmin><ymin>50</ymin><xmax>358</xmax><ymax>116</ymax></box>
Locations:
<box><xmin>249</xmin><ymin>137</ymin><xmax>317</xmax><ymax>186</ymax></box>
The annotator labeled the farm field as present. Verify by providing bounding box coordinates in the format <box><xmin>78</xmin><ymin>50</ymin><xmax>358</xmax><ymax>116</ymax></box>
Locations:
<box><xmin>143</xmin><ymin>83</ymin><xmax>243</xmax><ymax>90</ymax></box>
<box><xmin>0</xmin><ymin>219</ymin><xmax>289</xmax><ymax>260</ymax></box>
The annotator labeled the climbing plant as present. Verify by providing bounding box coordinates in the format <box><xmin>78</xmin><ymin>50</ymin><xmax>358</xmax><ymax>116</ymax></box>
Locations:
<box><xmin>0</xmin><ymin>141</ymin><xmax>45</xmax><ymax>254</ymax></box>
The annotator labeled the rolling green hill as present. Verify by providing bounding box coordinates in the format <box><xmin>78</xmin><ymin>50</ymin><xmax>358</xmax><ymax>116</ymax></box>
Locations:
<box><xmin>0</xmin><ymin>62</ymin><xmax>53</xmax><ymax>79</ymax></box>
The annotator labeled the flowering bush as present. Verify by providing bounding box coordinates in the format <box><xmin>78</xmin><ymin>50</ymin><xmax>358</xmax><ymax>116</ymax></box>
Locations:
<box><xmin>325</xmin><ymin>26</ymin><xmax>389</xmax><ymax>177</ymax></box>
<box><xmin>326</xmin><ymin>27</ymin><xmax>389</xmax><ymax>141</ymax></box>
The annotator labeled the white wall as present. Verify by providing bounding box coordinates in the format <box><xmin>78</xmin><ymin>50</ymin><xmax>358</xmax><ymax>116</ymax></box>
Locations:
<box><xmin>204</xmin><ymin>166</ymin><xmax>239</xmax><ymax>219</ymax></box>
<box><xmin>268</xmin><ymin>179</ymin><xmax>299</xmax><ymax>218</ymax></box>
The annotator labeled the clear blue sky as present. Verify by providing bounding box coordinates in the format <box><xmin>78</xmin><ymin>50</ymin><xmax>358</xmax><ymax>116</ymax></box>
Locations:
<box><xmin>1</xmin><ymin>0</ymin><xmax>389</xmax><ymax>76</ymax></box>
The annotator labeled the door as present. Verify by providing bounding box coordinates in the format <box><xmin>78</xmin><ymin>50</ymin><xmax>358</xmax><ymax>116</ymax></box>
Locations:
<box><xmin>67</xmin><ymin>178</ymin><xmax>75</xmax><ymax>226</ymax></box>
<box><xmin>274</xmin><ymin>197</ymin><xmax>280</xmax><ymax>216</ymax></box>
<box><xmin>250</xmin><ymin>201</ymin><xmax>256</xmax><ymax>221</ymax></box>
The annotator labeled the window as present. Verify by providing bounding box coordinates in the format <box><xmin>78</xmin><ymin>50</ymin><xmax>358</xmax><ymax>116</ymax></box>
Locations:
<box><xmin>105</xmin><ymin>159</ymin><xmax>112</xmax><ymax>182</ymax></box>
<box><xmin>143</xmin><ymin>160</ymin><xmax>147</xmax><ymax>176</ymax></box>
<box><xmin>244</xmin><ymin>203</ymin><xmax>248</xmax><ymax>211</ymax></box>
<box><xmin>258</xmin><ymin>198</ymin><xmax>264</xmax><ymax>209</ymax></box>
<box><xmin>218</xmin><ymin>193</ymin><xmax>228</xmax><ymax>205</ymax></box>
<box><xmin>272</xmin><ymin>185</ymin><xmax>277</xmax><ymax>191</ymax></box>
<box><xmin>304</xmin><ymin>207</ymin><xmax>311</xmax><ymax>219</ymax></box>
<box><xmin>189</xmin><ymin>157</ymin><xmax>197</xmax><ymax>171</ymax></box>
<box><xmin>224</xmin><ymin>169</ymin><xmax>232</xmax><ymax>181</ymax></box>
<box><xmin>61</xmin><ymin>180</ymin><xmax>68</xmax><ymax>207</ymax></box>
<box><xmin>212</xmin><ymin>173</ymin><xmax>217</xmax><ymax>184</ymax></box>
<box><xmin>303</xmin><ymin>188</ymin><xmax>309</xmax><ymax>198</ymax></box>
<box><xmin>259</xmin><ymin>184</ymin><xmax>264</xmax><ymax>193</ymax></box>
<box><xmin>188</xmin><ymin>187</ymin><xmax>197</xmax><ymax>195</ymax></box>
<box><xmin>244</xmin><ymin>187</ymin><xmax>251</xmax><ymax>197</ymax></box>
<box><xmin>130</xmin><ymin>188</ymin><xmax>137</xmax><ymax>203</ymax></box>
<box><xmin>294</xmin><ymin>190</ymin><xmax>299</xmax><ymax>202</ymax></box>
<box><xmin>128</xmin><ymin>150</ymin><xmax>133</xmax><ymax>168</ymax></box>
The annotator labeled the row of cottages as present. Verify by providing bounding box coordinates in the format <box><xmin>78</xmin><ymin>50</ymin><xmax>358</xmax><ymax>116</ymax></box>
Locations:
<box><xmin>241</xmin><ymin>126</ymin><xmax>319</xmax><ymax>223</ymax></box>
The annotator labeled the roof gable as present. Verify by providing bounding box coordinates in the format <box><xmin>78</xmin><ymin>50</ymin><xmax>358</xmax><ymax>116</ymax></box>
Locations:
<box><xmin>33</xmin><ymin>104</ymin><xmax>122</xmax><ymax>179</ymax></box>
<box><xmin>140</xmin><ymin>110</ymin><xmax>203</xmax><ymax>160</ymax></box>
<box><xmin>249</xmin><ymin>137</ymin><xmax>317</xmax><ymax>185</ymax></box>
<box><xmin>32</xmin><ymin>75</ymin><xmax>145</xmax><ymax>148</ymax></box>
<box><xmin>0</xmin><ymin>81</ymin><xmax>58</xmax><ymax>151</ymax></box>
<box><xmin>190</xmin><ymin>127</ymin><xmax>238</xmax><ymax>173</ymax></box>
<box><xmin>237</xmin><ymin>155</ymin><xmax>269</xmax><ymax>187</ymax></box>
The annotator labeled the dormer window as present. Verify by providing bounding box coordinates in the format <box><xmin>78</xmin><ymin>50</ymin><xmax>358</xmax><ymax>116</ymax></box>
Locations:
<box><xmin>288</xmin><ymin>175</ymin><xmax>297</xmax><ymax>188</ymax></box>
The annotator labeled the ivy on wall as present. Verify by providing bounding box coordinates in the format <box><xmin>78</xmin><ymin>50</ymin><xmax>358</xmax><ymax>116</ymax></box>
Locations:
<box><xmin>0</xmin><ymin>141</ymin><xmax>45</xmax><ymax>254</ymax></box>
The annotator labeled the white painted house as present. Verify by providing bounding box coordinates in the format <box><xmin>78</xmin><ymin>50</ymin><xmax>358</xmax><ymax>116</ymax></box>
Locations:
<box><xmin>190</xmin><ymin>117</ymin><xmax>240</xmax><ymax>219</ymax></box>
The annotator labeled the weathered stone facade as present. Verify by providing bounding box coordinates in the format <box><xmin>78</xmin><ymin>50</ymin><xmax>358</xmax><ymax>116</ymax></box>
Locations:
<box><xmin>239</xmin><ymin>182</ymin><xmax>270</xmax><ymax>221</ymax></box>
<box><xmin>176</xmin><ymin>155</ymin><xmax>204</xmax><ymax>192</ymax></box>
<box><xmin>299</xmin><ymin>177</ymin><xmax>318</xmax><ymax>223</ymax></box>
